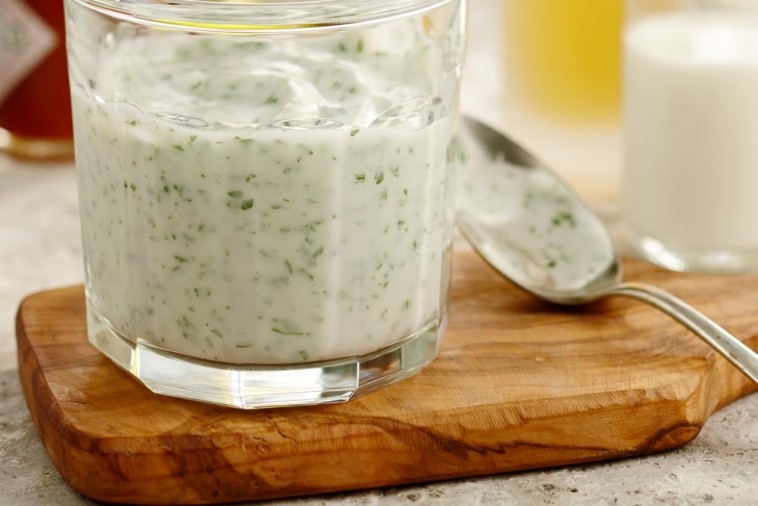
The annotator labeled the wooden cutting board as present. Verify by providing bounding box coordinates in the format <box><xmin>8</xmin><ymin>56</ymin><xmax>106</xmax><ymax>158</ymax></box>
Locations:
<box><xmin>16</xmin><ymin>249</ymin><xmax>758</xmax><ymax>505</ymax></box>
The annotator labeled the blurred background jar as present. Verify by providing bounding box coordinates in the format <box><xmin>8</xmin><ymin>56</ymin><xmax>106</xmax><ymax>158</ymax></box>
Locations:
<box><xmin>0</xmin><ymin>0</ymin><xmax>73</xmax><ymax>161</ymax></box>
<box><xmin>502</xmin><ymin>0</ymin><xmax>623</xmax><ymax>204</ymax></box>
<box><xmin>623</xmin><ymin>0</ymin><xmax>758</xmax><ymax>273</ymax></box>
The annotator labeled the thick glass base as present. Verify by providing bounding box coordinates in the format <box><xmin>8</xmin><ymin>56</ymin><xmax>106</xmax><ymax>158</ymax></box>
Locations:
<box><xmin>86</xmin><ymin>304</ymin><xmax>442</xmax><ymax>409</ymax></box>
<box><xmin>625</xmin><ymin>229</ymin><xmax>758</xmax><ymax>274</ymax></box>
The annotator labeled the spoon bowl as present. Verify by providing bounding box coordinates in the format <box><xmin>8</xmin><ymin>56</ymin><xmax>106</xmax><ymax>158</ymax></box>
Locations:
<box><xmin>457</xmin><ymin>116</ymin><xmax>758</xmax><ymax>384</ymax></box>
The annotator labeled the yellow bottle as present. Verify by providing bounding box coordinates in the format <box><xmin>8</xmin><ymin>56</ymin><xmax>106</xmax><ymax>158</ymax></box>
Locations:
<box><xmin>503</xmin><ymin>0</ymin><xmax>623</xmax><ymax>124</ymax></box>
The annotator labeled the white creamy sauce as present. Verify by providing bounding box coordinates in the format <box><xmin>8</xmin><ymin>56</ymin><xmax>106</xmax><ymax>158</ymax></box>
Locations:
<box><xmin>624</xmin><ymin>12</ymin><xmax>758</xmax><ymax>251</ymax></box>
<box><xmin>73</xmin><ymin>21</ymin><xmax>455</xmax><ymax>364</ymax></box>
<box><xmin>456</xmin><ymin>132</ymin><xmax>614</xmax><ymax>293</ymax></box>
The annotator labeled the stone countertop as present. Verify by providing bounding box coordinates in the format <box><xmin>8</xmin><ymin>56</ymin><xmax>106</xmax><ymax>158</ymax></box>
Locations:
<box><xmin>1</xmin><ymin>1</ymin><xmax>756</xmax><ymax>504</ymax></box>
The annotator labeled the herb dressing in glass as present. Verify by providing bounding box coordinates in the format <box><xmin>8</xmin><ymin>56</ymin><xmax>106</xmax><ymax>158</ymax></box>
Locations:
<box><xmin>66</xmin><ymin>0</ymin><xmax>465</xmax><ymax>408</ymax></box>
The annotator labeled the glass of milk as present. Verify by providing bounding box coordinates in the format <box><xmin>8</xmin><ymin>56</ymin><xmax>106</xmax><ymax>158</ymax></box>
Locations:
<box><xmin>64</xmin><ymin>0</ymin><xmax>466</xmax><ymax>408</ymax></box>
<box><xmin>623</xmin><ymin>0</ymin><xmax>758</xmax><ymax>272</ymax></box>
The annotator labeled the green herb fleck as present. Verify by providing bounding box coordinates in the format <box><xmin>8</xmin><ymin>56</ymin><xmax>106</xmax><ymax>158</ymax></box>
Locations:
<box><xmin>355</xmin><ymin>174</ymin><xmax>366</xmax><ymax>183</ymax></box>
<box><xmin>174</xmin><ymin>255</ymin><xmax>188</xmax><ymax>263</ymax></box>
<box><xmin>551</xmin><ymin>212</ymin><xmax>577</xmax><ymax>228</ymax></box>
<box><xmin>375</xmin><ymin>172</ymin><xmax>384</xmax><ymax>185</ymax></box>
<box><xmin>178</xmin><ymin>315</ymin><xmax>194</xmax><ymax>329</ymax></box>
<box><xmin>272</xmin><ymin>327</ymin><xmax>304</xmax><ymax>336</ymax></box>
<box><xmin>240</xmin><ymin>199</ymin><xmax>254</xmax><ymax>210</ymax></box>
<box><xmin>350</xmin><ymin>128</ymin><xmax>360</xmax><ymax>137</ymax></box>
<box><xmin>173</xmin><ymin>144</ymin><xmax>185</xmax><ymax>152</ymax></box>
<box><xmin>299</xmin><ymin>350</ymin><xmax>310</xmax><ymax>361</ymax></box>
<box><xmin>227</xmin><ymin>190</ymin><xmax>243</xmax><ymax>198</ymax></box>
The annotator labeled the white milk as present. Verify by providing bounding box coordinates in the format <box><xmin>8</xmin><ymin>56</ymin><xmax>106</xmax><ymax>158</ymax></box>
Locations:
<box><xmin>623</xmin><ymin>11</ymin><xmax>758</xmax><ymax>268</ymax></box>
<box><xmin>72</xmin><ymin>22</ymin><xmax>456</xmax><ymax>364</ymax></box>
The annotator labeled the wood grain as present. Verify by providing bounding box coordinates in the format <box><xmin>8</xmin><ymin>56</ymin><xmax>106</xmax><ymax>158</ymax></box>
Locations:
<box><xmin>15</xmin><ymin>250</ymin><xmax>758</xmax><ymax>504</ymax></box>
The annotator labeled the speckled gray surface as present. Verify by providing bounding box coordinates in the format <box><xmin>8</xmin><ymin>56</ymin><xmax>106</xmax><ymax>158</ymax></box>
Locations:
<box><xmin>2</xmin><ymin>1</ymin><xmax>758</xmax><ymax>504</ymax></box>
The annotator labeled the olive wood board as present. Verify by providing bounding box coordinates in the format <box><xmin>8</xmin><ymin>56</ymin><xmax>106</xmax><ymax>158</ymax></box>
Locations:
<box><xmin>15</xmin><ymin>249</ymin><xmax>758</xmax><ymax>505</ymax></box>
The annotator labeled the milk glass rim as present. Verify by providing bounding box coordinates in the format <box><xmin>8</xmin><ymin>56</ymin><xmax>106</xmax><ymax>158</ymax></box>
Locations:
<box><xmin>68</xmin><ymin>0</ymin><xmax>458</xmax><ymax>34</ymax></box>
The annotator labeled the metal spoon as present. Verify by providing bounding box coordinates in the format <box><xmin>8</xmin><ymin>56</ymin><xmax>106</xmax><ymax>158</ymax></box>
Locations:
<box><xmin>456</xmin><ymin>116</ymin><xmax>758</xmax><ymax>384</ymax></box>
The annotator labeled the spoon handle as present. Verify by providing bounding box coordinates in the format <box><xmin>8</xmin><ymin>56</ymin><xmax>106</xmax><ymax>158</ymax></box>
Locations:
<box><xmin>609</xmin><ymin>281</ymin><xmax>758</xmax><ymax>385</ymax></box>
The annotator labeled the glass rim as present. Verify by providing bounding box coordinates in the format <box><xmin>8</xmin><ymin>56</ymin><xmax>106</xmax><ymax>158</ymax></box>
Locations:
<box><xmin>69</xmin><ymin>0</ymin><xmax>458</xmax><ymax>34</ymax></box>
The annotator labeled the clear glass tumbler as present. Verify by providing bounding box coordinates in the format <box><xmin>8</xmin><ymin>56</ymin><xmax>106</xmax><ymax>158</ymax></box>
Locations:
<box><xmin>65</xmin><ymin>0</ymin><xmax>466</xmax><ymax>408</ymax></box>
<box><xmin>623</xmin><ymin>0</ymin><xmax>758</xmax><ymax>272</ymax></box>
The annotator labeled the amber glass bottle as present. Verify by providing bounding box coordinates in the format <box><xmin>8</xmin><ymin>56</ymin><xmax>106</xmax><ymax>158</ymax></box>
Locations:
<box><xmin>0</xmin><ymin>0</ymin><xmax>73</xmax><ymax>160</ymax></box>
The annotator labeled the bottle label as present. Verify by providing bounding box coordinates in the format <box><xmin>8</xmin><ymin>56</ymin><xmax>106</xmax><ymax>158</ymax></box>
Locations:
<box><xmin>0</xmin><ymin>0</ymin><xmax>56</xmax><ymax>103</ymax></box>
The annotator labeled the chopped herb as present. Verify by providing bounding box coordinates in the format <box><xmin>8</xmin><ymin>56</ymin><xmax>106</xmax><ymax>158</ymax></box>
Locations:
<box><xmin>299</xmin><ymin>350</ymin><xmax>310</xmax><ymax>361</ymax></box>
<box><xmin>174</xmin><ymin>255</ymin><xmax>188</xmax><ymax>263</ymax></box>
<box><xmin>355</xmin><ymin>174</ymin><xmax>366</xmax><ymax>183</ymax></box>
<box><xmin>350</xmin><ymin>128</ymin><xmax>360</xmax><ymax>137</ymax></box>
<box><xmin>240</xmin><ymin>199</ymin><xmax>254</xmax><ymax>210</ymax></box>
<box><xmin>173</xmin><ymin>144</ymin><xmax>185</xmax><ymax>152</ymax></box>
<box><xmin>272</xmin><ymin>327</ymin><xmax>304</xmax><ymax>336</ymax></box>
<box><xmin>551</xmin><ymin>212</ymin><xmax>577</xmax><ymax>228</ymax></box>
<box><xmin>375</xmin><ymin>172</ymin><xmax>384</xmax><ymax>185</ymax></box>
<box><xmin>227</xmin><ymin>190</ymin><xmax>243</xmax><ymax>198</ymax></box>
